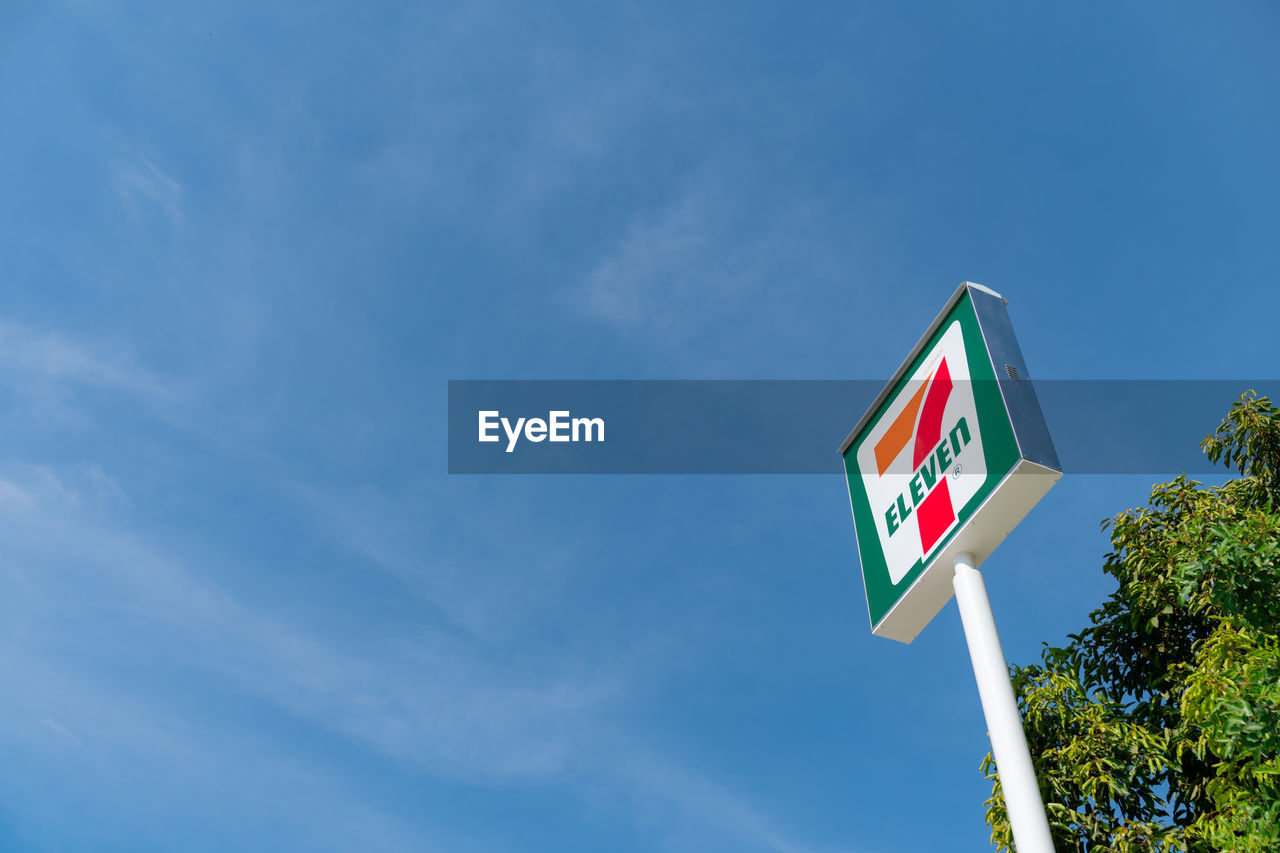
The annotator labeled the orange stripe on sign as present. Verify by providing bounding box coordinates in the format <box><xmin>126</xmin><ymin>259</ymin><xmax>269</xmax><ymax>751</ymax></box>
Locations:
<box><xmin>873</xmin><ymin>378</ymin><xmax>929</xmax><ymax>475</ymax></box>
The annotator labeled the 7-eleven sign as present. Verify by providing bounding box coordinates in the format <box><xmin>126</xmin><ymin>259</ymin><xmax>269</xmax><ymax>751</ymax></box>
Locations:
<box><xmin>840</xmin><ymin>283</ymin><xmax>1060</xmax><ymax>643</ymax></box>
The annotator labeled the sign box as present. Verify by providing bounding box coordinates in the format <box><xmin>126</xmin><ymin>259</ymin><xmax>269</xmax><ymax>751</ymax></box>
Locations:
<box><xmin>840</xmin><ymin>282</ymin><xmax>1061</xmax><ymax>643</ymax></box>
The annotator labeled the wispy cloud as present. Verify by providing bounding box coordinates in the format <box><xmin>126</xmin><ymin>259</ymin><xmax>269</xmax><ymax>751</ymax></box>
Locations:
<box><xmin>284</xmin><ymin>479</ymin><xmax>587</xmax><ymax>645</ymax></box>
<box><xmin>616</xmin><ymin>749</ymin><xmax>861</xmax><ymax>853</ymax></box>
<box><xmin>279</xmin><ymin>479</ymin><xmax>849</xmax><ymax>852</ymax></box>
<box><xmin>110</xmin><ymin>154</ymin><xmax>183</xmax><ymax>224</ymax></box>
<box><xmin>572</xmin><ymin>169</ymin><xmax>838</xmax><ymax>362</ymax></box>
<box><xmin>581</xmin><ymin>192</ymin><xmax>714</xmax><ymax>330</ymax></box>
<box><xmin>0</xmin><ymin>453</ymin><xmax>846</xmax><ymax>851</ymax></box>
<box><xmin>0</xmin><ymin>320</ymin><xmax>179</xmax><ymax>413</ymax></box>
<box><xmin>0</xmin><ymin>461</ymin><xmax>576</xmax><ymax>846</ymax></box>
<box><xmin>1</xmin><ymin>645</ymin><xmax>447</xmax><ymax>853</ymax></box>
<box><xmin>0</xmin><ymin>463</ymin><xmax>129</xmax><ymax>516</ymax></box>
<box><xmin>37</xmin><ymin>717</ymin><xmax>82</xmax><ymax>746</ymax></box>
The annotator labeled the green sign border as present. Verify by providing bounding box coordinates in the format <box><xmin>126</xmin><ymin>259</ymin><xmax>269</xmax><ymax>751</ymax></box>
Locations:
<box><xmin>842</xmin><ymin>289</ymin><xmax>1020</xmax><ymax>631</ymax></box>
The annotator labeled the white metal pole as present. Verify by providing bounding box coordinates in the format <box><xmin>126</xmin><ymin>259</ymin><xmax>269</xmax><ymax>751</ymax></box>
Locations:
<box><xmin>952</xmin><ymin>552</ymin><xmax>1056</xmax><ymax>853</ymax></box>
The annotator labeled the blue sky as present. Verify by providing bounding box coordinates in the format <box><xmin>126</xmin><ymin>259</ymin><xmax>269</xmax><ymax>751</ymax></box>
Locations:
<box><xmin>2</xmin><ymin>2</ymin><xmax>1278</xmax><ymax>850</ymax></box>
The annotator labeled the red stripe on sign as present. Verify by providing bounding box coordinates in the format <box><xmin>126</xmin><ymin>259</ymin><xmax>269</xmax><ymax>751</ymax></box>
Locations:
<box><xmin>912</xmin><ymin>359</ymin><xmax>953</xmax><ymax>469</ymax></box>
<box><xmin>917</xmin><ymin>477</ymin><xmax>955</xmax><ymax>553</ymax></box>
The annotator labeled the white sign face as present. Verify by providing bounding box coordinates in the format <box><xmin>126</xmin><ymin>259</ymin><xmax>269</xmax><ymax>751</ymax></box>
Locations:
<box><xmin>854</xmin><ymin>321</ymin><xmax>988</xmax><ymax>584</ymax></box>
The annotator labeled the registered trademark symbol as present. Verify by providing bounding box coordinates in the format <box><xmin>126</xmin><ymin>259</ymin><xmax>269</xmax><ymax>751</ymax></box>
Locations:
<box><xmin>952</xmin><ymin>463</ymin><xmax>962</xmax><ymax>479</ymax></box>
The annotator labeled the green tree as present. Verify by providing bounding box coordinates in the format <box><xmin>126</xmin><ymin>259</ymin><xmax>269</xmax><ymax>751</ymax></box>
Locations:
<box><xmin>983</xmin><ymin>392</ymin><xmax>1280</xmax><ymax>852</ymax></box>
